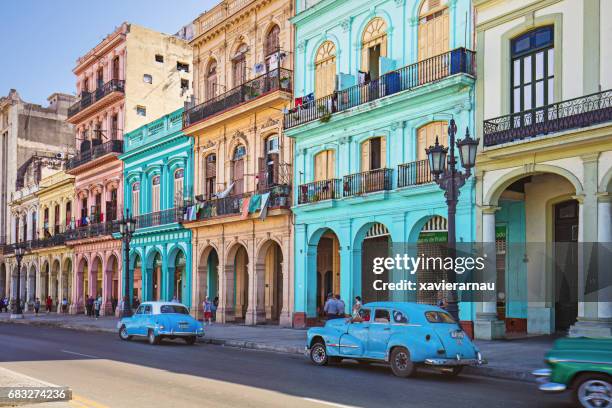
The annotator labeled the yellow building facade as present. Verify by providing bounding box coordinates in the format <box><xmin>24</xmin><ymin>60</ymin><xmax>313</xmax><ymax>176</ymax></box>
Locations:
<box><xmin>183</xmin><ymin>0</ymin><xmax>294</xmax><ymax>326</ymax></box>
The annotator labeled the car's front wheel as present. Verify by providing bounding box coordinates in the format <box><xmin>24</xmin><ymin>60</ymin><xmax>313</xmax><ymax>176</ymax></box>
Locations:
<box><xmin>390</xmin><ymin>347</ymin><xmax>416</xmax><ymax>378</ymax></box>
<box><xmin>184</xmin><ymin>336</ymin><xmax>196</xmax><ymax>345</ymax></box>
<box><xmin>574</xmin><ymin>373</ymin><xmax>611</xmax><ymax>408</ymax></box>
<box><xmin>310</xmin><ymin>341</ymin><xmax>328</xmax><ymax>366</ymax></box>
<box><xmin>148</xmin><ymin>330</ymin><xmax>160</xmax><ymax>345</ymax></box>
<box><xmin>118</xmin><ymin>325</ymin><xmax>131</xmax><ymax>341</ymax></box>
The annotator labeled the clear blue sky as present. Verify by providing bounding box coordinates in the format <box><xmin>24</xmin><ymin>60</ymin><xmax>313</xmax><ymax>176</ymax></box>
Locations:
<box><xmin>0</xmin><ymin>0</ymin><xmax>217</xmax><ymax>105</ymax></box>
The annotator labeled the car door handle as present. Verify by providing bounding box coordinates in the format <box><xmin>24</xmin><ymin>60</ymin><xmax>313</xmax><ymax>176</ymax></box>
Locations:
<box><xmin>383</xmin><ymin>327</ymin><xmax>391</xmax><ymax>331</ymax></box>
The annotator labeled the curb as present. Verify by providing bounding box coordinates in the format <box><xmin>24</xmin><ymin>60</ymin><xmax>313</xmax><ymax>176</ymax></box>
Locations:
<box><xmin>0</xmin><ymin>319</ymin><xmax>534</xmax><ymax>383</ymax></box>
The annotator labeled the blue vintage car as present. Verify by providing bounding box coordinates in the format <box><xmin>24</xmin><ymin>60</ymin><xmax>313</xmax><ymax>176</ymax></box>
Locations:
<box><xmin>306</xmin><ymin>302</ymin><xmax>485</xmax><ymax>377</ymax></box>
<box><xmin>117</xmin><ymin>301</ymin><xmax>204</xmax><ymax>345</ymax></box>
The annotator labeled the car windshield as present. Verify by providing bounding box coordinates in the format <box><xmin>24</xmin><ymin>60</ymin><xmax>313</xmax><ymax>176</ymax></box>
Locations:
<box><xmin>425</xmin><ymin>311</ymin><xmax>455</xmax><ymax>324</ymax></box>
<box><xmin>160</xmin><ymin>305</ymin><xmax>189</xmax><ymax>314</ymax></box>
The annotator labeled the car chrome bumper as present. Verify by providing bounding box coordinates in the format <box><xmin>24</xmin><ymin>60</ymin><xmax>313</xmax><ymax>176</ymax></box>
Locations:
<box><xmin>158</xmin><ymin>330</ymin><xmax>203</xmax><ymax>337</ymax></box>
<box><xmin>424</xmin><ymin>357</ymin><xmax>487</xmax><ymax>366</ymax></box>
<box><xmin>532</xmin><ymin>368</ymin><xmax>567</xmax><ymax>393</ymax></box>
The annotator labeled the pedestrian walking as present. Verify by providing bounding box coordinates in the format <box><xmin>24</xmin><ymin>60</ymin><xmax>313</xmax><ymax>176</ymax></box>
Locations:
<box><xmin>212</xmin><ymin>296</ymin><xmax>219</xmax><ymax>321</ymax></box>
<box><xmin>85</xmin><ymin>296</ymin><xmax>93</xmax><ymax>317</ymax></box>
<box><xmin>111</xmin><ymin>297</ymin><xmax>117</xmax><ymax>315</ymax></box>
<box><xmin>336</xmin><ymin>294</ymin><xmax>346</xmax><ymax>317</ymax></box>
<box><xmin>202</xmin><ymin>296</ymin><xmax>212</xmax><ymax>325</ymax></box>
<box><xmin>1</xmin><ymin>297</ymin><xmax>7</xmax><ymax>313</ymax></box>
<box><xmin>94</xmin><ymin>296</ymin><xmax>101</xmax><ymax>319</ymax></box>
<box><xmin>61</xmin><ymin>297</ymin><xmax>68</xmax><ymax>314</ymax></box>
<box><xmin>34</xmin><ymin>298</ymin><xmax>41</xmax><ymax>315</ymax></box>
<box><xmin>45</xmin><ymin>296</ymin><xmax>53</xmax><ymax>313</ymax></box>
<box><xmin>323</xmin><ymin>293</ymin><xmax>338</xmax><ymax>320</ymax></box>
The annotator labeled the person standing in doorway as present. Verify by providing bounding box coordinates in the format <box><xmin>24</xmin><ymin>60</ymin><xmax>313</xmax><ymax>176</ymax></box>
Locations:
<box><xmin>212</xmin><ymin>296</ymin><xmax>219</xmax><ymax>322</ymax></box>
<box><xmin>45</xmin><ymin>296</ymin><xmax>53</xmax><ymax>313</ymax></box>
<box><xmin>203</xmin><ymin>296</ymin><xmax>213</xmax><ymax>325</ymax></box>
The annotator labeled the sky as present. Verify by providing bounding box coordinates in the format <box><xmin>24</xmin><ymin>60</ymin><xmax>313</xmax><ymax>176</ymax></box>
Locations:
<box><xmin>0</xmin><ymin>0</ymin><xmax>217</xmax><ymax>105</ymax></box>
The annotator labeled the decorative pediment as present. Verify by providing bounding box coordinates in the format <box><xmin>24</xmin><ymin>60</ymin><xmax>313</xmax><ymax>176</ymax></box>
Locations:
<box><xmin>260</xmin><ymin>117</ymin><xmax>279</xmax><ymax>130</ymax></box>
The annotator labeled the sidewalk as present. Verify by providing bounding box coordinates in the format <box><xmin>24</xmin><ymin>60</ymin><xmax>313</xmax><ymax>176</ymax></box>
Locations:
<box><xmin>0</xmin><ymin>312</ymin><xmax>552</xmax><ymax>382</ymax></box>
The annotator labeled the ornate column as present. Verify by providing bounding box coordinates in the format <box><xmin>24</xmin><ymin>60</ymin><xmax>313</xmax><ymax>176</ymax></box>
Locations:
<box><xmin>279</xmin><ymin>235</ymin><xmax>292</xmax><ymax>327</ymax></box>
<box><xmin>474</xmin><ymin>205</ymin><xmax>505</xmax><ymax>340</ymax></box>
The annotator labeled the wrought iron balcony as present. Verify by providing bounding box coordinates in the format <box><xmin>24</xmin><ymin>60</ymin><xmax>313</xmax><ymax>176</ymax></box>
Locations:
<box><xmin>66</xmin><ymin>139</ymin><xmax>123</xmax><ymax>170</ymax></box>
<box><xmin>68</xmin><ymin>79</ymin><xmax>125</xmax><ymax>118</ymax></box>
<box><xmin>298</xmin><ymin>179</ymin><xmax>342</xmax><ymax>204</ymax></box>
<box><xmin>483</xmin><ymin>89</ymin><xmax>612</xmax><ymax>147</ymax></box>
<box><xmin>284</xmin><ymin>48</ymin><xmax>475</xmax><ymax>129</ymax></box>
<box><xmin>187</xmin><ymin>184</ymin><xmax>291</xmax><ymax>222</ymax></box>
<box><xmin>343</xmin><ymin>168</ymin><xmax>393</xmax><ymax>197</ymax></box>
<box><xmin>30</xmin><ymin>233</ymin><xmax>67</xmax><ymax>249</ymax></box>
<box><xmin>397</xmin><ymin>159</ymin><xmax>434</xmax><ymax>188</ymax></box>
<box><xmin>65</xmin><ymin>221</ymin><xmax>120</xmax><ymax>241</ymax></box>
<box><xmin>183</xmin><ymin>68</ymin><xmax>292</xmax><ymax>128</ymax></box>
<box><xmin>135</xmin><ymin>207</ymin><xmax>184</xmax><ymax>229</ymax></box>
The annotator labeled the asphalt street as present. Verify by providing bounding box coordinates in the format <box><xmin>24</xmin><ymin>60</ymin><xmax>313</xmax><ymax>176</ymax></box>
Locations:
<box><xmin>0</xmin><ymin>323</ymin><xmax>571</xmax><ymax>408</ymax></box>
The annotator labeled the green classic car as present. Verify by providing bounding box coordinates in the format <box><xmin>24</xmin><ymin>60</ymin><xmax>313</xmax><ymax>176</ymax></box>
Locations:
<box><xmin>533</xmin><ymin>337</ymin><xmax>611</xmax><ymax>408</ymax></box>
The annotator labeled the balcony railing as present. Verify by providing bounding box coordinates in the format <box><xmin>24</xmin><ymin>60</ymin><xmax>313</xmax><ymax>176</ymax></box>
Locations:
<box><xmin>483</xmin><ymin>89</ymin><xmax>612</xmax><ymax>147</ymax></box>
<box><xmin>184</xmin><ymin>68</ymin><xmax>292</xmax><ymax>128</ymax></box>
<box><xmin>68</xmin><ymin>79</ymin><xmax>125</xmax><ymax>118</ymax></box>
<box><xmin>188</xmin><ymin>184</ymin><xmax>291</xmax><ymax>222</ymax></box>
<box><xmin>284</xmin><ymin>48</ymin><xmax>475</xmax><ymax>129</ymax></box>
<box><xmin>136</xmin><ymin>208</ymin><xmax>183</xmax><ymax>229</ymax></box>
<box><xmin>66</xmin><ymin>139</ymin><xmax>123</xmax><ymax>170</ymax></box>
<box><xmin>298</xmin><ymin>179</ymin><xmax>342</xmax><ymax>204</ymax></box>
<box><xmin>398</xmin><ymin>159</ymin><xmax>434</xmax><ymax>188</ymax></box>
<box><xmin>65</xmin><ymin>221</ymin><xmax>120</xmax><ymax>241</ymax></box>
<box><xmin>343</xmin><ymin>168</ymin><xmax>393</xmax><ymax>197</ymax></box>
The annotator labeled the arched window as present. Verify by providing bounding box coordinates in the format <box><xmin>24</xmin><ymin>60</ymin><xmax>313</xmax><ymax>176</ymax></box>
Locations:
<box><xmin>174</xmin><ymin>168</ymin><xmax>185</xmax><ymax>206</ymax></box>
<box><xmin>361</xmin><ymin>18</ymin><xmax>387</xmax><ymax>79</ymax></box>
<box><xmin>232</xmin><ymin>145</ymin><xmax>246</xmax><ymax>195</ymax></box>
<box><xmin>232</xmin><ymin>44</ymin><xmax>248</xmax><ymax>87</ymax></box>
<box><xmin>205</xmin><ymin>154</ymin><xmax>217</xmax><ymax>199</ymax></box>
<box><xmin>151</xmin><ymin>175</ymin><xmax>161</xmax><ymax>213</ymax></box>
<box><xmin>131</xmin><ymin>182</ymin><xmax>140</xmax><ymax>217</ymax></box>
<box><xmin>360</xmin><ymin>136</ymin><xmax>386</xmax><ymax>171</ymax></box>
<box><xmin>265</xmin><ymin>25</ymin><xmax>281</xmax><ymax>72</ymax></box>
<box><xmin>511</xmin><ymin>26</ymin><xmax>554</xmax><ymax>114</ymax></box>
<box><xmin>314</xmin><ymin>150</ymin><xmax>335</xmax><ymax>181</ymax></box>
<box><xmin>417</xmin><ymin>121</ymin><xmax>448</xmax><ymax>162</ymax></box>
<box><xmin>418</xmin><ymin>0</ymin><xmax>449</xmax><ymax>61</ymax></box>
<box><xmin>206</xmin><ymin>60</ymin><xmax>217</xmax><ymax>101</ymax></box>
<box><xmin>315</xmin><ymin>41</ymin><xmax>336</xmax><ymax>98</ymax></box>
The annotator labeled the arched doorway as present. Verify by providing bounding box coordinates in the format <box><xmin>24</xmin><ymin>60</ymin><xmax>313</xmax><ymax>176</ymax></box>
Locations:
<box><xmin>360</xmin><ymin>223</ymin><xmax>392</xmax><ymax>303</ymax></box>
<box><xmin>78</xmin><ymin>258</ymin><xmax>88</xmax><ymax>310</ymax></box>
<box><xmin>51</xmin><ymin>260</ymin><xmax>60</xmax><ymax>304</ymax></box>
<box><xmin>486</xmin><ymin>171</ymin><xmax>580</xmax><ymax>334</ymax></box>
<box><xmin>131</xmin><ymin>253</ymin><xmax>142</xmax><ymax>303</ymax></box>
<box><xmin>415</xmin><ymin>215</ymin><xmax>448</xmax><ymax>305</ymax></box>
<box><xmin>150</xmin><ymin>252</ymin><xmax>162</xmax><ymax>301</ymax></box>
<box><xmin>257</xmin><ymin>240</ymin><xmax>283</xmax><ymax>323</ymax></box>
<box><xmin>108</xmin><ymin>255</ymin><xmax>119</xmax><ymax>304</ymax></box>
<box><xmin>313</xmin><ymin>229</ymin><xmax>340</xmax><ymax>317</ymax></box>
<box><xmin>197</xmin><ymin>246</ymin><xmax>219</xmax><ymax>318</ymax></box>
<box><xmin>62</xmin><ymin>259</ymin><xmax>72</xmax><ymax>305</ymax></box>
<box><xmin>172</xmin><ymin>250</ymin><xmax>187</xmax><ymax>303</ymax></box>
<box><xmin>91</xmin><ymin>256</ymin><xmax>103</xmax><ymax>298</ymax></box>
<box><xmin>227</xmin><ymin>244</ymin><xmax>249</xmax><ymax>322</ymax></box>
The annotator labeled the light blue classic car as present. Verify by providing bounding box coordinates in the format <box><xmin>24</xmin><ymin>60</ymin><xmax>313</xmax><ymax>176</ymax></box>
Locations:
<box><xmin>306</xmin><ymin>302</ymin><xmax>486</xmax><ymax>377</ymax></box>
<box><xmin>117</xmin><ymin>301</ymin><xmax>204</xmax><ymax>345</ymax></box>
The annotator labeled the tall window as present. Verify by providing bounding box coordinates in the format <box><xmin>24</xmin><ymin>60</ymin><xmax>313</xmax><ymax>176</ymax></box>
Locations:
<box><xmin>174</xmin><ymin>169</ymin><xmax>184</xmax><ymax>206</ymax></box>
<box><xmin>65</xmin><ymin>201</ymin><xmax>71</xmax><ymax>227</ymax></box>
<box><xmin>206</xmin><ymin>60</ymin><xmax>217</xmax><ymax>100</ymax></box>
<box><xmin>112</xmin><ymin>57</ymin><xmax>120</xmax><ymax>80</ymax></box>
<box><xmin>315</xmin><ymin>41</ymin><xmax>336</xmax><ymax>98</ymax></box>
<box><xmin>361</xmin><ymin>18</ymin><xmax>387</xmax><ymax>79</ymax></box>
<box><xmin>232</xmin><ymin>145</ymin><xmax>246</xmax><ymax>195</ymax></box>
<box><xmin>107</xmin><ymin>189</ymin><xmax>117</xmax><ymax>221</ymax></box>
<box><xmin>232</xmin><ymin>44</ymin><xmax>248</xmax><ymax>87</ymax></box>
<box><xmin>96</xmin><ymin>67</ymin><xmax>104</xmax><ymax>89</ymax></box>
<box><xmin>111</xmin><ymin>114</ymin><xmax>118</xmax><ymax>140</ymax></box>
<box><xmin>54</xmin><ymin>204</ymin><xmax>60</xmax><ymax>234</ymax></box>
<box><xmin>264</xmin><ymin>25</ymin><xmax>280</xmax><ymax>72</ymax></box>
<box><xmin>511</xmin><ymin>26</ymin><xmax>554</xmax><ymax>115</ymax></box>
<box><xmin>314</xmin><ymin>150</ymin><xmax>335</xmax><ymax>181</ymax></box>
<box><xmin>151</xmin><ymin>175</ymin><xmax>161</xmax><ymax>213</ymax></box>
<box><xmin>417</xmin><ymin>121</ymin><xmax>448</xmax><ymax>161</ymax></box>
<box><xmin>205</xmin><ymin>154</ymin><xmax>216</xmax><ymax>199</ymax></box>
<box><xmin>360</xmin><ymin>137</ymin><xmax>386</xmax><ymax>171</ymax></box>
<box><xmin>131</xmin><ymin>183</ymin><xmax>140</xmax><ymax>217</ymax></box>
<box><xmin>418</xmin><ymin>0</ymin><xmax>449</xmax><ymax>61</ymax></box>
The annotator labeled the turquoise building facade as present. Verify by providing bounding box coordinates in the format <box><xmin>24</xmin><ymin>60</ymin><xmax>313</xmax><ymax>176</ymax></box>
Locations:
<box><xmin>286</xmin><ymin>0</ymin><xmax>477</xmax><ymax>332</ymax></box>
<box><xmin>120</xmin><ymin>109</ymin><xmax>194</xmax><ymax>308</ymax></box>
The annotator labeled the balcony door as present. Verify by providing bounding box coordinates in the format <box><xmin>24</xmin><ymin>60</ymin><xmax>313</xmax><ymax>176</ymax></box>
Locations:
<box><xmin>174</xmin><ymin>169</ymin><xmax>184</xmax><ymax>207</ymax></box>
<box><xmin>205</xmin><ymin>154</ymin><xmax>216</xmax><ymax>199</ymax></box>
<box><xmin>361</xmin><ymin>137</ymin><xmax>386</xmax><ymax>172</ymax></box>
<box><xmin>112</xmin><ymin>57</ymin><xmax>120</xmax><ymax>81</ymax></box>
<box><xmin>151</xmin><ymin>176</ymin><xmax>161</xmax><ymax>213</ymax></box>
<box><xmin>315</xmin><ymin>41</ymin><xmax>336</xmax><ymax>98</ymax></box>
<box><xmin>131</xmin><ymin>182</ymin><xmax>140</xmax><ymax>217</ymax></box>
<box><xmin>418</xmin><ymin>0</ymin><xmax>449</xmax><ymax>83</ymax></box>
<box><xmin>510</xmin><ymin>26</ymin><xmax>554</xmax><ymax>128</ymax></box>
<box><xmin>361</xmin><ymin>18</ymin><xmax>387</xmax><ymax>79</ymax></box>
<box><xmin>314</xmin><ymin>150</ymin><xmax>335</xmax><ymax>182</ymax></box>
<box><xmin>232</xmin><ymin>145</ymin><xmax>246</xmax><ymax>195</ymax></box>
<box><xmin>206</xmin><ymin>60</ymin><xmax>217</xmax><ymax>101</ymax></box>
<box><xmin>232</xmin><ymin>44</ymin><xmax>248</xmax><ymax>87</ymax></box>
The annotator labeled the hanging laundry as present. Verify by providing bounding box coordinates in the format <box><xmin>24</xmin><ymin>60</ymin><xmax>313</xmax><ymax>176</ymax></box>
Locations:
<box><xmin>254</xmin><ymin>63</ymin><xmax>265</xmax><ymax>75</ymax></box>
<box><xmin>259</xmin><ymin>192</ymin><xmax>271</xmax><ymax>221</ymax></box>
<box><xmin>248</xmin><ymin>194</ymin><xmax>262</xmax><ymax>212</ymax></box>
<box><xmin>241</xmin><ymin>196</ymin><xmax>251</xmax><ymax>219</ymax></box>
<box><xmin>294</xmin><ymin>97</ymin><xmax>303</xmax><ymax>107</ymax></box>
<box><xmin>269</xmin><ymin>53</ymin><xmax>279</xmax><ymax>70</ymax></box>
<box><xmin>217</xmin><ymin>182</ymin><xmax>235</xmax><ymax>199</ymax></box>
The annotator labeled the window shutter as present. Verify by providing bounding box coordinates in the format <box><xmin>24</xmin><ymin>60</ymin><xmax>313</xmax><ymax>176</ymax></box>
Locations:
<box><xmin>380</xmin><ymin>137</ymin><xmax>387</xmax><ymax>167</ymax></box>
<box><xmin>327</xmin><ymin>150</ymin><xmax>335</xmax><ymax>179</ymax></box>
<box><xmin>361</xmin><ymin>140</ymin><xmax>370</xmax><ymax>171</ymax></box>
<box><xmin>314</xmin><ymin>152</ymin><xmax>325</xmax><ymax>181</ymax></box>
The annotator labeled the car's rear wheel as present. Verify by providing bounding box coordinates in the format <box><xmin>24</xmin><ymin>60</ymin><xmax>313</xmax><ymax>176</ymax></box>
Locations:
<box><xmin>310</xmin><ymin>341</ymin><xmax>328</xmax><ymax>366</ymax></box>
<box><xmin>441</xmin><ymin>366</ymin><xmax>463</xmax><ymax>377</ymax></box>
<box><xmin>184</xmin><ymin>336</ymin><xmax>196</xmax><ymax>345</ymax></box>
<box><xmin>390</xmin><ymin>347</ymin><xmax>415</xmax><ymax>378</ymax></box>
<box><xmin>148</xmin><ymin>330</ymin><xmax>160</xmax><ymax>345</ymax></box>
<box><xmin>573</xmin><ymin>373</ymin><xmax>611</xmax><ymax>408</ymax></box>
<box><xmin>118</xmin><ymin>325</ymin><xmax>131</xmax><ymax>341</ymax></box>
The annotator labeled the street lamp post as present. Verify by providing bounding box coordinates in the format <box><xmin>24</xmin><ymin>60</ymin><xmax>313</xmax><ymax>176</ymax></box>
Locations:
<box><xmin>426</xmin><ymin>118</ymin><xmax>479</xmax><ymax>322</ymax></box>
<box><xmin>10</xmin><ymin>244</ymin><xmax>26</xmax><ymax>320</ymax></box>
<box><xmin>119</xmin><ymin>209</ymin><xmax>136</xmax><ymax>318</ymax></box>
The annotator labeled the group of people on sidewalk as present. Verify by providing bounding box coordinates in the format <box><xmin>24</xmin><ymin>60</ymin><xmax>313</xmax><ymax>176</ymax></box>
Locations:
<box><xmin>202</xmin><ymin>296</ymin><xmax>219</xmax><ymax>325</ymax></box>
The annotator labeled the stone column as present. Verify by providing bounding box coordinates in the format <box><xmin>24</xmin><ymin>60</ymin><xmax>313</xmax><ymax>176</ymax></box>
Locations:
<box><xmin>597</xmin><ymin>193</ymin><xmax>612</xmax><ymax>320</ymax></box>
<box><xmin>218</xmin><ymin>264</ymin><xmax>235</xmax><ymax>323</ymax></box>
<box><xmin>246</xmin><ymin>262</ymin><xmax>265</xmax><ymax>325</ymax></box>
<box><xmin>474</xmin><ymin>206</ymin><xmax>504</xmax><ymax>340</ymax></box>
<box><xmin>279</xmin><ymin>234</ymin><xmax>292</xmax><ymax>327</ymax></box>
